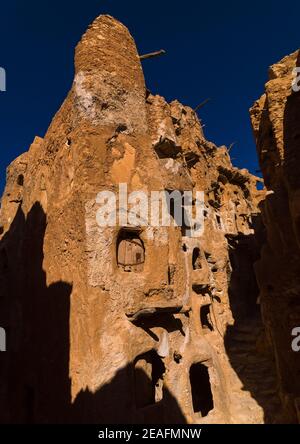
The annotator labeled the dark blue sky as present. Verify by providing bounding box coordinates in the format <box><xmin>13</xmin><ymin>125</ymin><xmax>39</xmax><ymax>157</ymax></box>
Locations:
<box><xmin>0</xmin><ymin>1</ymin><xmax>299</xmax><ymax>194</ymax></box>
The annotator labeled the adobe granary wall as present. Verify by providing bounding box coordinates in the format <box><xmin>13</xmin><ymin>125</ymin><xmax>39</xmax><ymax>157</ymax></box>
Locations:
<box><xmin>0</xmin><ymin>15</ymin><xmax>284</xmax><ymax>423</ymax></box>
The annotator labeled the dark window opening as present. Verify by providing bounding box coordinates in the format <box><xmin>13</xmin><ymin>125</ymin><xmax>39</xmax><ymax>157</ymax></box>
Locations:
<box><xmin>184</xmin><ymin>152</ymin><xmax>200</xmax><ymax>168</ymax></box>
<box><xmin>182</xmin><ymin>244</ymin><xmax>187</xmax><ymax>252</ymax></box>
<box><xmin>165</xmin><ymin>190</ymin><xmax>191</xmax><ymax>236</ymax></box>
<box><xmin>154</xmin><ymin>139</ymin><xmax>181</xmax><ymax>158</ymax></box>
<box><xmin>192</xmin><ymin>283</ymin><xmax>209</xmax><ymax>294</ymax></box>
<box><xmin>117</xmin><ymin>229</ymin><xmax>145</xmax><ymax>272</ymax></box>
<box><xmin>165</xmin><ymin>190</ymin><xmax>183</xmax><ymax>225</ymax></box>
<box><xmin>173</xmin><ymin>351</ymin><xmax>182</xmax><ymax>363</ymax></box>
<box><xmin>17</xmin><ymin>174</ymin><xmax>24</xmax><ymax>186</ymax></box>
<box><xmin>200</xmin><ymin>305</ymin><xmax>213</xmax><ymax>332</ymax></box>
<box><xmin>190</xmin><ymin>363</ymin><xmax>214</xmax><ymax>416</ymax></box>
<box><xmin>216</xmin><ymin>215</ymin><xmax>221</xmax><ymax>228</ymax></box>
<box><xmin>134</xmin><ymin>350</ymin><xmax>165</xmax><ymax>409</ymax></box>
<box><xmin>116</xmin><ymin>124</ymin><xmax>128</xmax><ymax>133</ymax></box>
<box><xmin>192</xmin><ymin>247</ymin><xmax>201</xmax><ymax>270</ymax></box>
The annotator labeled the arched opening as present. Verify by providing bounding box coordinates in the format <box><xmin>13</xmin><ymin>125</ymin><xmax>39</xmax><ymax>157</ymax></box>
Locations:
<box><xmin>134</xmin><ymin>350</ymin><xmax>165</xmax><ymax>409</ymax></box>
<box><xmin>189</xmin><ymin>362</ymin><xmax>213</xmax><ymax>416</ymax></box>
<box><xmin>192</xmin><ymin>247</ymin><xmax>201</xmax><ymax>270</ymax></box>
<box><xmin>17</xmin><ymin>174</ymin><xmax>24</xmax><ymax>186</ymax></box>
<box><xmin>117</xmin><ymin>229</ymin><xmax>145</xmax><ymax>272</ymax></box>
<box><xmin>200</xmin><ymin>304</ymin><xmax>213</xmax><ymax>333</ymax></box>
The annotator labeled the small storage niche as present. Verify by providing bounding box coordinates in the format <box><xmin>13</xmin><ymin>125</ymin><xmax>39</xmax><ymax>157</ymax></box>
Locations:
<box><xmin>189</xmin><ymin>362</ymin><xmax>214</xmax><ymax>417</ymax></box>
<box><xmin>192</xmin><ymin>247</ymin><xmax>201</xmax><ymax>270</ymax></box>
<box><xmin>117</xmin><ymin>229</ymin><xmax>145</xmax><ymax>272</ymax></box>
<box><xmin>134</xmin><ymin>350</ymin><xmax>165</xmax><ymax>409</ymax></box>
<box><xmin>200</xmin><ymin>304</ymin><xmax>213</xmax><ymax>333</ymax></box>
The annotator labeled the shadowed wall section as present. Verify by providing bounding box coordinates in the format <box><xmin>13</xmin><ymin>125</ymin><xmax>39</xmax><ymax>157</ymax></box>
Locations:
<box><xmin>250</xmin><ymin>49</ymin><xmax>300</xmax><ymax>422</ymax></box>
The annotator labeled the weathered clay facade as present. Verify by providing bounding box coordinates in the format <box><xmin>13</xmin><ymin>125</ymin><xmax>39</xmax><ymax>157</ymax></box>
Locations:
<box><xmin>0</xmin><ymin>15</ymin><xmax>294</xmax><ymax>423</ymax></box>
